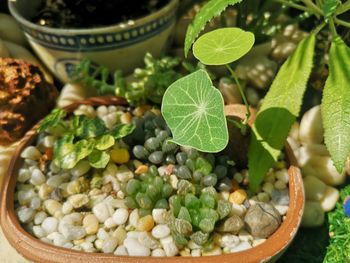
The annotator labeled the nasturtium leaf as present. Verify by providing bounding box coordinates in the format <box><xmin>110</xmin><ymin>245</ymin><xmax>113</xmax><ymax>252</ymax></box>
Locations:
<box><xmin>95</xmin><ymin>135</ymin><xmax>115</xmax><ymax>150</ymax></box>
<box><xmin>161</xmin><ymin>69</ymin><xmax>228</xmax><ymax>153</ymax></box>
<box><xmin>38</xmin><ymin>108</ymin><xmax>66</xmax><ymax>133</ymax></box>
<box><xmin>321</xmin><ymin>37</ymin><xmax>350</xmax><ymax>173</ymax></box>
<box><xmin>88</xmin><ymin>149</ymin><xmax>110</xmax><ymax>169</ymax></box>
<box><xmin>193</xmin><ymin>28</ymin><xmax>255</xmax><ymax>66</ymax></box>
<box><xmin>111</xmin><ymin>123</ymin><xmax>136</xmax><ymax>139</ymax></box>
<box><xmin>248</xmin><ymin>34</ymin><xmax>315</xmax><ymax>193</ymax></box>
<box><xmin>184</xmin><ymin>0</ymin><xmax>243</xmax><ymax>57</ymax></box>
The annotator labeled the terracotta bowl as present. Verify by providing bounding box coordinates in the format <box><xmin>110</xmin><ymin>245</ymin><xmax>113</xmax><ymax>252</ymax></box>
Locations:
<box><xmin>0</xmin><ymin>98</ymin><xmax>304</xmax><ymax>263</ymax></box>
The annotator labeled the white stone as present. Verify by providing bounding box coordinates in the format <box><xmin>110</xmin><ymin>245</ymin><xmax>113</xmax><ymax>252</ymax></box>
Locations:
<box><xmin>152</xmin><ymin>209</ymin><xmax>167</xmax><ymax>224</ymax></box>
<box><xmin>252</xmin><ymin>238</ymin><xmax>266</xmax><ymax>247</ymax></box>
<box><xmin>41</xmin><ymin>217</ymin><xmax>59</xmax><ymax>234</ymax></box>
<box><xmin>170</xmin><ymin>174</ymin><xmax>178</xmax><ymax>189</ymax></box>
<box><xmin>221</xmin><ymin>234</ymin><xmax>240</xmax><ymax>248</ymax></box>
<box><xmin>238</xmin><ymin>230</ymin><xmax>253</xmax><ymax>242</ymax></box>
<box><xmin>18</xmin><ymin>168</ymin><xmax>31</xmax><ymax>183</ymax></box>
<box><xmin>59</xmin><ymin>224</ymin><xmax>86</xmax><ymax>241</ymax></box>
<box><xmin>30</xmin><ymin>169</ymin><xmax>46</xmax><ymax>186</ymax></box>
<box><xmin>17</xmin><ymin>189</ymin><xmax>36</xmax><ymax>205</ymax></box>
<box><xmin>44</xmin><ymin>200</ymin><xmax>62</xmax><ymax>216</ymax></box>
<box><xmin>191</xmin><ymin>249</ymin><xmax>201</xmax><ymax>257</ymax></box>
<box><xmin>30</xmin><ymin>196</ymin><xmax>41</xmax><ymax>210</ymax></box>
<box><xmin>299</xmin><ymin>105</ymin><xmax>324</xmax><ymax>145</ymax></box>
<box><xmin>202</xmin><ymin>246</ymin><xmax>222</xmax><ymax>256</ymax></box>
<box><xmin>43</xmin><ymin>135</ymin><xmax>55</xmax><ymax>148</ymax></box>
<box><xmin>69</xmin><ymin>194</ymin><xmax>89</xmax><ymax>208</ymax></box>
<box><xmin>71</xmin><ymin>160</ymin><xmax>90</xmax><ymax>177</ymax></box>
<box><xmin>124</xmin><ymin>237</ymin><xmax>151</xmax><ymax>256</ymax></box>
<box><xmin>95</xmin><ymin>239</ymin><xmax>104</xmax><ymax>250</ymax></box>
<box><xmin>34</xmin><ymin>211</ymin><xmax>48</xmax><ymax>225</ymax></box>
<box><xmin>17</xmin><ymin>207</ymin><xmax>35</xmax><ymax>223</ymax></box>
<box><xmin>275</xmin><ymin>205</ymin><xmax>289</xmax><ymax>216</ymax></box>
<box><xmin>160</xmin><ymin>236</ymin><xmax>178</xmax><ymax>257</ymax></box>
<box><xmin>62</xmin><ymin>201</ymin><xmax>73</xmax><ymax>215</ymax></box>
<box><xmin>257</xmin><ymin>192</ymin><xmax>270</xmax><ymax>202</ymax></box>
<box><xmin>81</xmin><ymin>242</ymin><xmax>96</xmax><ymax>252</ymax></box>
<box><xmin>105</xmin><ymin>217</ymin><xmax>118</xmax><ymax>229</ymax></box>
<box><xmin>129</xmin><ymin>209</ymin><xmax>140</xmax><ymax>227</ymax></box>
<box><xmin>85</xmin><ymin>235</ymin><xmax>97</xmax><ymax>243</ymax></box>
<box><xmin>303</xmin><ymin>175</ymin><xmax>327</xmax><ymax>201</ymax></box>
<box><xmin>21</xmin><ymin>146</ymin><xmax>41</xmax><ymax>160</ymax></box>
<box><xmin>116</xmin><ymin>165</ymin><xmax>134</xmax><ymax>182</ymax></box>
<box><xmin>138</xmin><ymin>232</ymin><xmax>160</xmax><ymax>249</ymax></box>
<box><xmin>112</xmin><ymin>208</ymin><xmax>129</xmax><ymax>225</ymax></box>
<box><xmin>33</xmin><ymin>226</ymin><xmax>46</xmax><ymax>238</ymax></box>
<box><xmin>152</xmin><ymin>224</ymin><xmax>170</xmax><ymax>239</ymax></box>
<box><xmin>47</xmin><ymin>175</ymin><xmax>65</xmax><ymax>188</ymax></box>
<box><xmin>230</xmin><ymin>241</ymin><xmax>252</xmax><ymax>252</ymax></box>
<box><xmin>93</xmin><ymin>202</ymin><xmax>111</xmax><ymax>223</ymax></box>
<box><xmin>274</xmin><ymin>180</ymin><xmax>287</xmax><ymax>190</ymax></box>
<box><xmin>126</xmin><ymin>231</ymin><xmax>141</xmax><ymax>239</ymax></box>
<box><xmin>262</xmin><ymin>182</ymin><xmax>274</xmax><ymax>195</ymax></box>
<box><xmin>97</xmin><ymin>228</ymin><xmax>110</xmax><ymax>240</ymax></box>
<box><xmin>320</xmin><ymin>186</ymin><xmax>339</xmax><ymax>212</ymax></box>
<box><xmin>230</xmin><ymin>204</ymin><xmax>246</xmax><ymax>217</ymax></box>
<box><xmin>275</xmin><ymin>169</ymin><xmax>289</xmax><ymax>184</ymax></box>
<box><xmin>301</xmin><ymin>201</ymin><xmax>325</xmax><ymax>227</ymax></box>
<box><xmin>52</xmin><ymin>233</ymin><xmax>69</xmax><ymax>247</ymax></box>
<box><xmin>102</xmin><ymin>237</ymin><xmax>118</xmax><ymax>253</ymax></box>
<box><xmin>114</xmin><ymin>245</ymin><xmax>128</xmax><ymax>256</ymax></box>
<box><xmin>152</xmin><ymin>248</ymin><xmax>166</xmax><ymax>257</ymax></box>
<box><xmin>188</xmin><ymin>240</ymin><xmax>201</xmax><ymax>250</ymax></box>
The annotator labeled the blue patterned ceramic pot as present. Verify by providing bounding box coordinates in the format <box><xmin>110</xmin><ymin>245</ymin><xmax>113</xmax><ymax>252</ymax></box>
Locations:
<box><xmin>8</xmin><ymin>0</ymin><xmax>179</xmax><ymax>82</ymax></box>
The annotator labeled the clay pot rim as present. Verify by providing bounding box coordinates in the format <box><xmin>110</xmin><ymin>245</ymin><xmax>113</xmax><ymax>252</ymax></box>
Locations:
<box><xmin>0</xmin><ymin>97</ymin><xmax>305</xmax><ymax>263</ymax></box>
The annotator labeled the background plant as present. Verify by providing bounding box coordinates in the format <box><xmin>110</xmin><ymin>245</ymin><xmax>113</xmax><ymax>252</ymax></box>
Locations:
<box><xmin>162</xmin><ymin>0</ymin><xmax>350</xmax><ymax>192</ymax></box>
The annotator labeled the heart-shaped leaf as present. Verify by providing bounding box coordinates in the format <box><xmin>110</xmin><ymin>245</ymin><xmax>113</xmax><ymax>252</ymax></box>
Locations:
<box><xmin>184</xmin><ymin>0</ymin><xmax>243</xmax><ymax>57</ymax></box>
<box><xmin>161</xmin><ymin>69</ymin><xmax>228</xmax><ymax>152</ymax></box>
<box><xmin>322</xmin><ymin>37</ymin><xmax>350</xmax><ymax>172</ymax></box>
<box><xmin>193</xmin><ymin>28</ymin><xmax>255</xmax><ymax>66</ymax></box>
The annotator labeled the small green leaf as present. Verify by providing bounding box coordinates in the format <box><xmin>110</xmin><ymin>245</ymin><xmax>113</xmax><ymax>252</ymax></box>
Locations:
<box><xmin>95</xmin><ymin>135</ymin><xmax>115</xmax><ymax>150</ymax></box>
<box><xmin>88</xmin><ymin>149</ymin><xmax>110</xmax><ymax>169</ymax></box>
<box><xmin>38</xmin><ymin>108</ymin><xmax>66</xmax><ymax>133</ymax></box>
<box><xmin>110</xmin><ymin>123</ymin><xmax>136</xmax><ymax>139</ymax></box>
<box><xmin>184</xmin><ymin>0</ymin><xmax>243</xmax><ymax>57</ymax></box>
<box><xmin>323</xmin><ymin>0</ymin><xmax>340</xmax><ymax>19</ymax></box>
<box><xmin>321</xmin><ymin>37</ymin><xmax>350</xmax><ymax>172</ymax></box>
<box><xmin>75</xmin><ymin>116</ymin><xmax>107</xmax><ymax>139</ymax></box>
<box><xmin>74</xmin><ymin>139</ymin><xmax>95</xmax><ymax>161</ymax></box>
<box><xmin>53</xmin><ymin>134</ymin><xmax>74</xmax><ymax>168</ymax></box>
<box><xmin>161</xmin><ymin>69</ymin><xmax>228</xmax><ymax>152</ymax></box>
<box><xmin>193</xmin><ymin>28</ymin><xmax>255</xmax><ymax>65</ymax></box>
<box><xmin>248</xmin><ymin>34</ymin><xmax>315</xmax><ymax>193</ymax></box>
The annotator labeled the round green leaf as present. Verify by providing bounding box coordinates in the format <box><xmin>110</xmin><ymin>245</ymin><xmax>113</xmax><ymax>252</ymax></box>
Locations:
<box><xmin>193</xmin><ymin>27</ymin><xmax>255</xmax><ymax>65</ymax></box>
<box><xmin>161</xmin><ymin>69</ymin><xmax>228</xmax><ymax>153</ymax></box>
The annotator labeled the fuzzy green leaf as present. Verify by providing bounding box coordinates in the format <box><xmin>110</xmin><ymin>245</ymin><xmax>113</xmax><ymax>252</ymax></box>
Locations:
<box><xmin>184</xmin><ymin>0</ymin><xmax>243</xmax><ymax>57</ymax></box>
<box><xmin>95</xmin><ymin>135</ymin><xmax>115</xmax><ymax>150</ymax></box>
<box><xmin>248</xmin><ymin>35</ymin><xmax>315</xmax><ymax>193</ymax></box>
<box><xmin>110</xmin><ymin>123</ymin><xmax>136</xmax><ymax>139</ymax></box>
<box><xmin>38</xmin><ymin>108</ymin><xmax>66</xmax><ymax>133</ymax></box>
<box><xmin>321</xmin><ymin>37</ymin><xmax>350</xmax><ymax>172</ymax></box>
<box><xmin>193</xmin><ymin>28</ymin><xmax>255</xmax><ymax>65</ymax></box>
<box><xmin>161</xmin><ymin>69</ymin><xmax>228</xmax><ymax>152</ymax></box>
<box><xmin>88</xmin><ymin>149</ymin><xmax>110</xmax><ymax>169</ymax></box>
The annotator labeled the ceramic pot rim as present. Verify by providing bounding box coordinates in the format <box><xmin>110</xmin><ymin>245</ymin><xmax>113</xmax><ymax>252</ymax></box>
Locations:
<box><xmin>0</xmin><ymin>98</ymin><xmax>305</xmax><ymax>263</ymax></box>
<box><xmin>8</xmin><ymin>0</ymin><xmax>179</xmax><ymax>35</ymax></box>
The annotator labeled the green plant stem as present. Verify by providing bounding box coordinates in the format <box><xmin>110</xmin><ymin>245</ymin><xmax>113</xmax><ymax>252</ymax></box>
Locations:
<box><xmin>225</xmin><ymin>64</ymin><xmax>251</xmax><ymax>123</ymax></box>
<box><xmin>301</xmin><ymin>0</ymin><xmax>323</xmax><ymax>16</ymax></box>
<box><xmin>329</xmin><ymin>18</ymin><xmax>338</xmax><ymax>36</ymax></box>
<box><xmin>273</xmin><ymin>0</ymin><xmax>310</xmax><ymax>12</ymax></box>
<box><xmin>335</xmin><ymin>0</ymin><xmax>350</xmax><ymax>15</ymax></box>
<box><xmin>312</xmin><ymin>21</ymin><xmax>326</xmax><ymax>34</ymax></box>
<box><xmin>334</xmin><ymin>18</ymin><xmax>350</xmax><ymax>29</ymax></box>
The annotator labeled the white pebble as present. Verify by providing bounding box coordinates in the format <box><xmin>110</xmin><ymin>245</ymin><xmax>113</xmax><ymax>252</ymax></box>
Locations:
<box><xmin>160</xmin><ymin>236</ymin><xmax>178</xmax><ymax>257</ymax></box>
<box><xmin>63</xmin><ymin>242</ymin><xmax>74</xmax><ymax>249</ymax></box>
<box><xmin>170</xmin><ymin>174</ymin><xmax>178</xmax><ymax>189</ymax></box>
<box><xmin>81</xmin><ymin>242</ymin><xmax>96</xmax><ymax>252</ymax></box>
<box><xmin>275</xmin><ymin>169</ymin><xmax>289</xmax><ymax>184</ymax></box>
<box><xmin>191</xmin><ymin>249</ymin><xmax>201</xmax><ymax>257</ymax></box>
<box><xmin>59</xmin><ymin>224</ymin><xmax>86</xmax><ymax>241</ymax></box>
<box><xmin>112</xmin><ymin>208</ymin><xmax>129</xmax><ymax>225</ymax></box>
<box><xmin>30</xmin><ymin>196</ymin><xmax>41</xmax><ymax>210</ymax></box>
<box><xmin>262</xmin><ymin>182</ymin><xmax>274</xmax><ymax>195</ymax></box>
<box><xmin>230</xmin><ymin>204</ymin><xmax>246</xmax><ymax>217</ymax></box>
<box><xmin>34</xmin><ymin>211</ymin><xmax>48</xmax><ymax>225</ymax></box>
<box><xmin>274</xmin><ymin>180</ymin><xmax>287</xmax><ymax>190</ymax></box>
<box><xmin>47</xmin><ymin>175</ymin><xmax>65</xmax><ymax>188</ymax></box>
<box><xmin>257</xmin><ymin>192</ymin><xmax>270</xmax><ymax>202</ymax></box>
<box><xmin>43</xmin><ymin>136</ymin><xmax>55</xmax><ymax>148</ymax></box>
<box><xmin>17</xmin><ymin>207</ymin><xmax>35</xmax><ymax>223</ymax></box>
<box><xmin>114</xmin><ymin>245</ymin><xmax>128</xmax><ymax>256</ymax></box>
<box><xmin>21</xmin><ymin>146</ymin><xmax>41</xmax><ymax>160</ymax></box>
<box><xmin>320</xmin><ymin>186</ymin><xmax>339</xmax><ymax>212</ymax></box>
<box><xmin>138</xmin><ymin>232</ymin><xmax>160</xmax><ymax>249</ymax></box>
<box><xmin>71</xmin><ymin>160</ymin><xmax>90</xmax><ymax>177</ymax></box>
<box><xmin>116</xmin><ymin>166</ymin><xmax>134</xmax><ymax>182</ymax></box>
<box><xmin>152</xmin><ymin>209</ymin><xmax>167</xmax><ymax>224</ymax></box>
<box><xmin>17</xmin><ymin>189</ymin><xmax>36</xmax><ymax>205</ymax></box>
<box><xmin>230</xmin><ymin>241</ymin><xmax>252</xmax><ymax>252</ymax></box>
<box><xmin>152</xmin><ymin>248</ymin><xmax>166</xmax><ymax>257</ymax></box>
<box><xmin>53</xmin><ymin>233</ymin><xmax>69</xmax><ymax>247</ymax></box>
<box><xmin>30</xmin><ymin>169</ymin><xmax>46</xmax><ymax>186</ymax></box>
<box><xmin>238</xmin><ymin>229</ymin><xmax>253</xmax><ymax>242</ymax></box>
<box><xmin>95</xmin><ymin>239</ymin><xmax>104</xmax><ymax>250</ymax></box>
<box><xmin>62</xmin><ymin>201</ymin><xmax>73</xmax><ymax>215</ymax></box>
<box><xmin>129</xmin><ymin>209</ymin><xmax>139</xmax><ymax>227</ymax></box>
<box><xmin>41</xmin><ymin>217</ymin><xmax>59</xmax><ymax>234</ymax></box>
<box><xmin>105</xmin><ymin>217</ymin><xmax>118</xmax><ymax>229</ymax></box>
<box><xmin>68</xmin><ymin>194</ymin><xmax>89</xmax><ymax>208</ymax></box>
<box><xmin>275</xmin><ymin>205</ymin><xmax>289</xmax><ymax>216</ymax></box>
<box><xmin>221</xmin><ymin>234</ymin><xmax>240</xmax><ymax>248</ymax></box>
<box><xmin>33</xmin><ymin>226</ymin><xmax>46</xmax><ymax>238</ymax></box>
<box><xmin>252</xmin><ymin>238</ymin><xmax>266</xmax><ymax>247</ymax></box>
<box><xmin>152</xmin><ymin>224</ymin><xmax>170</xmax><ymax>239</ymax></box>
<box><xmin>102</xmin><ymin>238</ymin><xmax>118</xmax><ymax>253</ymax></box>
<box><xmin>18</xmin><ymin>168</ymin><xmax>31</xmax><ymax>183</ymax></box>
<box><xmin>44</xmin><ymin>200</ymin><xmax>62</xmax><ymax>216</ymax></box>
<box><xmin>124</xmin><ymin>237</ymin><xmax>151</xmax><ymax>256</ymax></box>
<box><xmin>97</xmin><ymin>228</ymin><xmax>110</xmax><ymax>240</ymax></box>
<box><xmin>85</xmin><ymin>235</ymin><xmax>97</xmax><ymax>243</ymax></box>
<box><xmin>93</xmin><ymin>202</ymin><xmax>111</xmax><ymax>223</ymax></box>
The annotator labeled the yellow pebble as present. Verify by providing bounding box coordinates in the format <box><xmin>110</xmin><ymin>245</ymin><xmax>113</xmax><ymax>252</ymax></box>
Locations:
<box><xmin>73</xmin><ymin>239</ymin><xmax>85</xmax><ymax>245</ymax></box>
<box><xmin>135</xmin><ymin>165</ymin><xmax>149</xmax><ymax>175</ymax></box>
<box><xmin>229</xmin><ymin>189</ymin><xmax>248</xmax><ymax>205</ymax></box>
<box><xmin>110</xmin><ymin>148</ymin><xmax>130</xmax><ymax>164</ymax></box>
<box><xmin>136</xmin><ymin>215</ymin><xmax>154</xmax><ymax>232</ymax></box>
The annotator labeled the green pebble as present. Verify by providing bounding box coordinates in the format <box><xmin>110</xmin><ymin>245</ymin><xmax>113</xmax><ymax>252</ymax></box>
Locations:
<box><xmin>148</xmin><ymin>151</ymin><xmax>164</xmax><ymax>164</ymax></box>
<box><xmin>185</xmin><ymin>159</ymin><xmax>195</xmax><ymax>172</ymax></box>
<box><xmin>176</xmin><ymin>165</ymin><xmax>192</xmax><ymax>179</ymax></box>
<box><xmin>214</xmin><ymin>165</ymin><xmax>228</xmax><ymax>179</ymax></box>
<box><xmin>202</xmin><ymin>173</ymin><xmax>218</xmax><ymax>187</ymax></box>
<box><xmin>145</xmin><ymin>137</ymin><xmax>160</xmax><ymax>151</ymax></box>
<box><xmin>126</xmin><ymin>179</ymin><xmax>141</xmax><ymax>196</ymax></box>
<box><xmin>176</xmin><ymin>152</ymin><xmax>187</xmax><ymax>165</ymax></box>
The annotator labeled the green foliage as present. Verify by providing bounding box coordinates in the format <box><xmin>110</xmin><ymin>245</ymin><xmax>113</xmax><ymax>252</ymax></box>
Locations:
<box><xmin>324</xmin><ymin>184</ymin><xmax>350</xmax><ymax>262</ymax></box>
<box><xmin>321</xmin><ymin>37</ymin><xmax>350</xmax><ymax>173</ymax></box>
<box><xmin>322</xmin><ymin>0</ymin><xmax>340</xmax><ymax>19</ymax></box>
<box><xmin>161</xmin><ymin>69</ymin><xmax>228</xmax><ymax>153</ymax></box>
<box><xmin>184</xmin><ymin>0</ymin><xmax>243</xmax><ymax>57</ymax></box>
<box><xmin>39</xmin><ymin>108</ymin><xmax>135</xmax><ymax>170</ymax></box>
<box><xmin>193</xmin><ymin>27</ymin><xmax>255</xmax><ymax>65</ymax></box>
<box><xmin>38</xmin><ymin>108</ymin><xmax>66</xmax><ymax>133</ymax></box>
<box><xmin>248</xmin><ymin>34</ymin><xmax>315</xmax><ymax>193</ymax></box>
